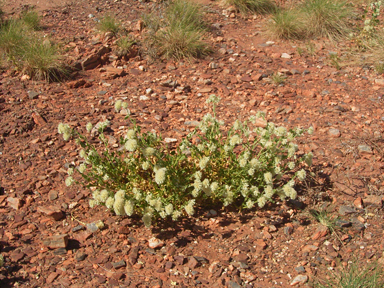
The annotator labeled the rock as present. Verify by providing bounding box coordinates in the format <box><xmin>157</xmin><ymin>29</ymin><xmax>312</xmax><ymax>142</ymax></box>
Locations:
<box><xmin>86</xmin><ymin>220</ymin><xmax>105</xmax><ymax>232</ymax></box>
<box><xmin>335</xmin><ymin>219</ymin><xmax>351</xmax><ymax>228</ymax></box>
<box><xmin>353</xmin><ymin>197</ymin><xmax>364</xmax><ymax>209</ymax></box>
<box><xmin>302</xmin><ymin>245</ymin><xmax>318</xmax><ymax>253</ymax></box>
<box><xmin>102</xmin><ymin>67</ymin><xmax>126</xmax><ymax>79</ymax></box>
<box><xmin>338</xmin><ymin>205</ymin><xmax>357</xmax><ymax>216</ymax></box>
<box><xmin>311</xmin><ymin>225</ymin><xmax>329</xmax><ymax>240</ymax></box>
<box><xmin>284</xmin><ymin>225</ymin><xmax>294</xmax><ymax>236</ymax></box>
<box><xmin>28</xmin><ymin>91</ymin><xmax>39</xmax><ymax>100</ymax></box>
<box><xmin>112</xmin><ymin>260</ymin><xmax>126</xmax><ymax>269</ymax></box>
<box><xmin>7</xmin><ymin>197</ymin><xmax>22</xmax><ymax>210</ymax></box>
<box><xmin>281</xmin><ymin>53</ymin><xmax>292</xmax><ymax>59</ymax></box>
<box><xmin>199</xmin><ymin>88</ymin><xmax>212</xmax><ymax>93</ymax></box>
<box><xmin>148</xmin><ymin>237</ymin><xmax>164</xmax><ymax>249</ymax></box>
<box><xmin>48</xmin><ymin>190</ymin><xmax>58</xmax><ymax>201</ymax></box>
<box><xmin>37</xmin><ymin>206</ymin><xmax>65</xmax><ymax>221</ymax></box>
<box><xmin>374</xmin><ymin>78</ymin><xmax>384</xmax><ymax>85</ymax></box>
<box><xmin>291</xmin><ymin>275</ymin><xmax>308</xmax><ymax>286</ymax></box>
<box><xmin>129</xmin><ymin>246</ymin><xmax>139</xmax><ymax>265</ymax></box>
<box><xmin>228</xmin><ymin>281</ymin><xmax>242</xmax><ymax>288</ymax></box>
<box><xmin>32</xmin><ymin>112</ymin><xmax>47</xmax><ymax>126</ymax></box>
<box><xmin>363</xmin><ymin>195</ymin><xmax>383</xmax><ymax>207</ymax></box>
<box><xmin>254</xmin><ymin>117</ymin><xmax>267</xmax><ymax>128</ymax></box>
<box><xmin>295</xmin><ymin>266</ymin><xmax>306</xmax><ymax>273</ymax></box>
<box><xmin>82</xmin><ymin>54</ymin><xmax>101</xmax><ymax>70</ymax></box>
<box><xmin>139</xmin><ymin>95</ymin><xmax>149</xmax><ymax>101</ymax></box>
<box><xmin>164</xmin><ymin>138</ymin><xmax>177</xmax><ymax>143</ymax></box>
<box><xmin>43</xmin><ymin>234</ymin><xmax>68</xmax><ymax>249</ymax></box>
<box><xmin>75</xmin><ymin>252</ymin><xmax>87</xmax><ymax>262</ymax></box>
<box><xmin>328</xmin><ymin>128</ymin><xmax>341</xmax><ymax>138</ymax></box>
<box><xmin>358</xmin><ymin>144</ymin><xmax>373</xmax><ymax>154</ymax></box>
<box><xmin>188</xmin><ymin>256</ymin><xmax>199</xmax><ymax>269</ymax></box>
<box><xmin>184</xmin><ymin>121</ymin><xmax>200</xmax><ymax>127</ymax></box>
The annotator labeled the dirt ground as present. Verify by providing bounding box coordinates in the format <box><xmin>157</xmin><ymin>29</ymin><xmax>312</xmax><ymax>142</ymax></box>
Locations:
<box><xmin>1</xmin><ymin>0</ymin><xmax>384</xmax><ymax>287</ymax></box>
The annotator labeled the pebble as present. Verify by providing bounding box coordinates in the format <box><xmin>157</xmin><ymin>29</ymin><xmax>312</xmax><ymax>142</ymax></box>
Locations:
<box><xmin>290</xmin><ymin>275</ymin><xmax>308</xmax><ymax>286</ymax></box>
<box><xmin>328</xmin><ymin>128</ymin><xmax>341</xmax><ymax>138</ymax></box>
<box><xmin>75</xmin><ymin>252</ymin><xmax>87</xmax><ymax>262</ymax></box>
<box><xmin>281</xmin><ymin>53</ymin><xmax>291</xmax><ymax>59</ymax></box>
<box><xmin>338</xmin><ymin>205</ymin><xmax>357</xmax><ymax>216</ymax></box>
<box><xmin>148</xmin><ymin>237</ymin><xmax>164</xmax><ymax>249</ymax></box>
<box><xmin>358</xmin><ymin>144</ymin><xmax>373</xmax><ymax>154</ymax></box>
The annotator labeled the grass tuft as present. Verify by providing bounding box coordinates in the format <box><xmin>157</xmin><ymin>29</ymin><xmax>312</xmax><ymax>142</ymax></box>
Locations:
<box><xmin>270</xmin><ymin>72</ymin><xmax>286</xmax><ymax>85</ymax></box>
<box><xmin>224</xmin><ymin>0</ymin><xmax>277</xmax><ymax>14</ymax></box>
<box><xmin>97</xmin><ymin>15</ymin><xmax>120</xmax><ymax>36</ymax></box>
<box><xmin>267</xmin><ymin>8</ymin><xmax>306</xmax><ymax>40</ymax></box>
<box><xmin>115</xmin><ymin>36</ymin><xmax>135</xmax><ymax>57</ymax></box>
<box><xmin>21</xmin><ymin>9</ymin><xmax>41</xmax><ymax>30</ymax></box>
<box><xmin>143</xmin><ymin>0</ymin><xmax>211</xmax><ymax>60</ymax></box>
<box><xmin>301</xmin><ymin>0</ymin><xmax>353</xmax><ymax>40</ymax></box>
<box><xmin>313</xmin><ymin>259</ymin><xmax>384</xmax><ymax>288</ymax></box>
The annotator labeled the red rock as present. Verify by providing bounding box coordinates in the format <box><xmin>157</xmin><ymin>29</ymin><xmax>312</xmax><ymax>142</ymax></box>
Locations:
<box><xmin>46</xmin><ymin>272</ymin><xmax>59</xmax><ymax>284</ymax></box>
<box><xmin>7</xmin><ymin>197</ymin><xmax>22</xmax><ymax>210</ymax></box>
<box><xmin>353</xmin><ymin>197</ymin><xmax>364</xmax><ymax>209</ymax></box>
<box><xmin>43</xmin><ymin>234</ymin><xmax>68</xmax><ymax>249</ymax></box>
<box><xmin>311</xmin><ymin>225</ymin><xmax>329</xmax><ymax>240</ymax></box>
<box><xmin>37</xmin><ymin>206</ymin><xmax>64</xmax><ymax>221</ymax></box>
<box><xmin>148</xmin><ymin>237</ymin><xmax>164</xmax><ymax>249</ymax></box>
<box><xmin>302</xmin><ymin>245</ymin><xmax>319</xmax><ymax>253</ymax></box>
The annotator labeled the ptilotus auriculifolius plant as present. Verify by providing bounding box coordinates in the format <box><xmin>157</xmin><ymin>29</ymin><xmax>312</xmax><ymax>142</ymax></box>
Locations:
<box><xmin>58</xmin><ymin>95</ymin><xmax>314</xmax><ymax>227</ymax></box>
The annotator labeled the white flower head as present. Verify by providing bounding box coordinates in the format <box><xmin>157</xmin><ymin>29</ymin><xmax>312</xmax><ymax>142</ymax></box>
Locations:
<box><xmin>275</xmin><ymin>126</ymin><xmax>287</xmax><ymax>137</ymax></box>
<box><xmin>86</xmin><ymin>122</ymin><xmax>93</xmax><ymax>133</ymax></box>
<box><xmin>125</xmin><ymin>139</ymin><xmax>137</xmax><ymax>152</ymax></box>
<box><xmin>264</xmin><ymin>172</ymin><xmax>273</xmax><ymax>185</ymax></box>
<box><xmin>155</xmin><ymin>168</ymin><xmax>167</xmax><ymax>185</ymax></box>
<box><xmin>100</xmin><ymin>190</ymin><xmax>109</xmax><ymax>203</ymax></box>
<box><xmin>248</xmin><ymin>168</ymin><xmax>255</xmax><ymax>176</ymax></box>
<box><xmin>115</xmin><ymin>189</ymin><xmax>125</xmax><ymax>200</ymax></box>
<box><xmin>58</xmin><ymin>123</ymin><xmax>71</xmax><ymax>135</ymax></box>
<box><xmin>233</xmin><ymin>119</ymin><xmax>241</xmax><ymax>131</ymax></box>
<box><xmin>165</xmin><ymin>204</ymin><xmax>174</xmax><ymax>215</ymax></box>
<box><xmin>143</xmin><ymin>147</ymin><xmax>156</xmax><ymax>157</ymax></box>
<box><xmin>185</xmin><ymin>200</ymin><xmax>195</xmax><ymax>216</ymax></box>
<box><xmin>239</xmin><ymin>158</ymin><xmax>247</xmax><ymax>168</ymax></box>
<box><xmin>305</xmin><ymin>152</ymin><xmax>313</xmax><ymax>166</ymax></box>
<box><xmin>297</xmin><ymin>169</ymin><xmax>306</xmax><ymax>181</ymax></box>
<box><xmin>172</xmin><ymin>210</ymin><xmax>182</xmax><ymax>221</ymax></box>
<box><xmin>105</xmin><ymin>197</ymin><xmax>114</xmax><ymax>209</ymax></box>
<box><xmin>250</xmin><ymin>158</ymin><xmax>260</xmax><ymax>168</ymax></box>
<box><xmin>258</xmin><ymin>196</ymin><xmax>267</xmax><ymax>208</ymax></box>
<box><xmin>206</xmin><ymin>94</ymin><xmax>220</xmax><ymax>104</ymax></box>
<box><xmin>115</xmin><ymin>100</ymin><xmax>123</xmax><ymax>112</ymax></box>
<box><xmin>210</xmin><ymin>182</ymin><xmax>218</xmax><ymax>192</ymax></box>
<box><xmin>122</xmin><ymin>101</ymin><xmax>128</xmax><ymax>109</ymax></box>
<box><xmin>288</xmin><ymin>162</ymin><xmax>295</xmax><ymax>170</ymax></box>
<box><xmin>229</xmin><ymin>134</ymin><xmax>241</xmax><ymax>146</ymax></box>
<box><xmin>308</xmin><ymin>126</ymin><xmax>314</xmax><ymax>135</ymax></box>
<box><xmin>63</xmin><ymin>132</ymin><xmax>71</xmax><ymax>141</ymax></box>
<box><xmin>245</xmin><ymin>199</ymin><xmax>254</xmax><ymax>209</ymax></box>
<box><xmin>142</xmin><ymin>161</ymin><xmax>150</xmax><ymax>170</ymax></box>
<box><xmin>65</xmin><ymin>176</ymin><xmax>74</xmax><ymax>187</ymax></box>
<box><xmin>264</xmin><ymin>185</ymin><xmax>274</xmax><ymax>199</ymax></box>
<box><xmin>67</xmin><ymin>167</ymin><xmax>74</xmax><ymax>176</ymax></box>
<box><xmin>199</xmin><ymin>156</ymin><xmax>210</xmax><ymax>170</ymax></box>
<box><xmin>78</xmin><ymin>163</ymin><xmax>87</xmax><ymax>173</ymax></box>
<box><xmin>126</xmin><ymin>129</ymin><xmax>136</xmax><ymax>140</ymax></box>
<box><xmin>114</xmin><ymin>197</ymin><xmax>125</xmax><ymax>215</ymax></box>
<box><xmin>124</xmin><ymin>200</ymin><xmax>134</xmax><ymax>216</ymax></box>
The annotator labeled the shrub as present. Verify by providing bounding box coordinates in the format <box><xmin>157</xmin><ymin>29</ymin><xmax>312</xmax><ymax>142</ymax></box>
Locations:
<box><xmin>300</xmin><ymin>0</ymin><xmax>354</xmax><ymax>40</ymax></box>
<box><xmin>59</xmin><ymin>95</ymin><xmax>314</xmax><ymax>227</ymax></box>
<box><xmin>143</xmin><ymin>0</ymin><xmax>211</xmax><ymax>60</ymax></box>
<box><xmin>223</xmin><ymin>0</ymin><xmax>277</xmax><ymax>14</ymax></box>
<box><xmin>97</xmin><ymin>15</ymin><xmax>120</xmax><ymax>36</ymax></box>
<box><xmin>267</xmin><ymin>8</ymin><xmax>307</xmax><ymax>40</ymax></box>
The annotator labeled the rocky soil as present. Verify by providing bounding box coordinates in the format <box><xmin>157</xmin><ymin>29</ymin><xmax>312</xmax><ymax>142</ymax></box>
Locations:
<box><xmin>0</xmin><ymin>0</ymin><xmax>384</xmax><ymax>287</ymax></box>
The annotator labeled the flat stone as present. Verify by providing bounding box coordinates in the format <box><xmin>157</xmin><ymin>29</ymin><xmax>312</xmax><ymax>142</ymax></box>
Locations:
<box><xmin>43</xmin><ymin>234</ymin><xmax>68</xmax><ymax>249</ymax></box>
<box><xmin>363</xmin><ymin>195</ymin><xmax>383</xmax><ymax>207</ymax></box>
<box><xmin>37</xmin><ymin>206</ymin><xmax>64</xmax><ymax>221</ymax></box>
<box><xmin>112</xmin><ymin>260</ymin><xmax>126</xmax><ymax>269</ymax></box>
<box><xmin>291</xmin><ymin>275</ymin><xmax>308</xmax><ymax>286</ymax></box>
<box><xmin>7</xmin><ymin>197</ymin><xmax>23</xmax><ymax>210</ymax></box>
<box><xmin>75</xmin><ymin>252</ymin><xmax>87</xmax><ymax>262</ymax></box>
<box><xmin>328</xmin><ymin>128</ymin><xmax>341</xmax><ymax>138</ymax></box>
<box><xmin>294</xmin><ymin>266</ymin><xmax>306</xmax><ymax>273</ymax></box>
<box><xmin>148</xmin><ymin>237</ymin><xmax>164</xmax><ymax>249</ymax></box>
<box><xmin>281</xmin><ymin>53</ymin><xmax>291</xmax><ymax>59</ymax></box>
<box><xmin>311</xmin><ymin>225</ymin><xmax>329</xmax><ymax>240</ymax></box>
<box><xmin>28</xmin><ymin>91</ymin><xmax>40</xmax><ymax>100</ymax></box>
<box><xmin>358</xmin><ymin>144</ymin><xmax>373</xmax><ymax>154</ymax></box>
<box><xmin>302</xmin><ymin>245</ymin><xmax>318</xmax><ymax>253</ymax></box>
<box><xmin>184</xmin><ymin>121</ymin><xmax>200</xmax><ymax>127</ymax></box>
<box><xmin>338</xmin><ymin>205</ymin><xmax>357</xmax><ymax>216</ymax></box>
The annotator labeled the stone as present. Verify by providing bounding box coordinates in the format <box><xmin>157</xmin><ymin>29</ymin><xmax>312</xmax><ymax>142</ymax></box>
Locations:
<box><xmin>363</xmin><ymin>195</ymin><xmax>383</xmax><ymax>207</ymax></box>
<box><xmin>284</xmin><ymin>225</ymin><xmax>294</xmax><ymax>236</ymax></box>
<box><xmin>28</xmin><ymin>91</ymin><xmax>40</xmax><ymax>100</ymax></box>
<box><xmin>43</xmin><ymin>234</ymin><xmax>68</xmax><ymax>249</ymax></box>
<box><xmin>311</xmin><ymin>225</ymin><xmax>329</xmax><ymax>240</ymax></box>
<box><xmin>295</xmin><ymin>266</ymin><xmax>306</xmax><ymax>273</ymax></box>
<box><xmin>188</xmin><ymin>257</ymin><xmax>199</xmax><ymax>269</ymax></box>
<box><xmin>281</xmin><ymin>53</ymin><xmax>292</xmax><ymax>59</ymax></box>
<box><xmin>254</xmin><ymin>117</ymin><xmax>267</xmax><ymax>128</ymax></box>
<box><xmin>32</xmin><ymin>112</ymin><xmax>47</xmax><ymax>126</ymax></box>
<box><xmin>7</xmin><ymin>197</ymin><xmax>22</xmax><ymax>210</ymax></box>
<box><xmin>328</xmin><ymin>128</ymin><xmax>341</xmax><ymax>138</ymax></box>
<box><xmin>164</xmin><ymin>138</ymin><xmax>177</xmax><ymax>143</ymax></box>
<box><xmin>184</xmin><ymin>121</ymin><xmax>200</xmax><ymax>127</ymax></box>
<box><xmin>353</xmin><ymin>197</ymin><xmax>364</xmax><ymax>209</ymax></box>
<box><xmin>338</xmin><ymin>205</ymin><xmax>357</xmax><ymax>216</ymax></box>
<box><xmin>86</xmin><ymin>220</ymin><xmax>105</xmax><ymax>232</ymax></box>
<box><xmin>112</xmin><ymin>260</ymin><xmax>126</xmax><ymax>269</ymax></box>
<box><xmin>291</xmin><ymin>275</ymin><xmax>308</xmax><ymax>286</ymax></box>
<box><xmin>358</xmin><ymin>144</ymin><xmax>373</xmax><ymax>154</ymax></box>
<box><xmin>75</xmin><ymin>252</ymin><xmax>87</xmax><ymax>262</ymax></box>
<box><xmin>37</xmin><ymin>206</ymin><xmax>65</xmax><ymax>221</ymax></box>
<box><xmin>302</xmin><ymin>245</ymin><xmax>318</xmax><ymax>253</ymax></box>
<box><xmin>148</xmin><ymin>237</ymin><xmax>164</xmax><ymax>249</ymax></box>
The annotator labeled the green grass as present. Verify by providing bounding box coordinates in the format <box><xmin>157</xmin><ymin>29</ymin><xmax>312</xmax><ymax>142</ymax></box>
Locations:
<box><xmin>267</xmin><ymin>0</ymin><xmax>354</xmax><ymax>40</ymax></box>
<box><xmin>97</xmin><ymin>15</ymin><xmax>120</xmax><ymax>36</ymax></box>
<box><xmin>143</xmin><ymin>0</ymin><xmax>211</xmax><ymax>60</ymax></box>
<box><xmin>301</xmin><ymin>0</ymin><xmax>354</xmax><ymax>40</ymax></box>
<box><xmin>0</xmin><ymin>16</ymin><xmax>67</xmax><ymax>81</ymax></box>
<box><xmin>224</xmin><ymin>0</ymin><xmax>277</xmax><ymax>14</ymax></box>
<box><xmin>21</xmin><ymin>9</ymin><xmax>41</xmax><ymax>30</ymax></box>
<box><xmin>314</xmin><ymin>260</ymin><xmax>384</xmax><ymax>288</ymax></box>
<box><xmin>268</xmin><ymin>8</ymin><xmax>306</xmax><ymax>40</ymax></box>
<box><xmin>270</xmin><ymin>72</ymin><xmax>286</xmax><ymax>85</ymax></box>
<box><xmin>115</xmin><ymin>36</ymin><xmax>135</xmax><ymax>57</ymax></box>
<box><xmin>310</xmin><ymin>209</ymin><xmax>337</xmax><ymax>231</ymax></box>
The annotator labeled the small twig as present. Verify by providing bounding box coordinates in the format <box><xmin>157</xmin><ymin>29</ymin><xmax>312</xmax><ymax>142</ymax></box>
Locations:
<box><xmin>70</xmin><ymin>211</ymin><xmax>87</xmax><ymax>226</ymax></box>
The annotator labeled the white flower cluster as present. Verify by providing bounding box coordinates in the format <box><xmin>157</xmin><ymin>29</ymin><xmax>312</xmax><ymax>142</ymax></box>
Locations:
<box><xmin>58</xmin><ymin>123</ymin><xmax>72</xmax><ymax>141</ymax></box>
<box><xmin>143</xmin><ymin>147</ymin><xmax>156</xmax><ymax>157</ymax></box>
<box><xmin>206</xmin><ymin>94</ymin><xmax>221</xmax><ymax>104</ymax></box>
<box><xmin>155</xmin><ymin>167</ymin><xmax>167</xmax><ymax>185</ymax></box>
